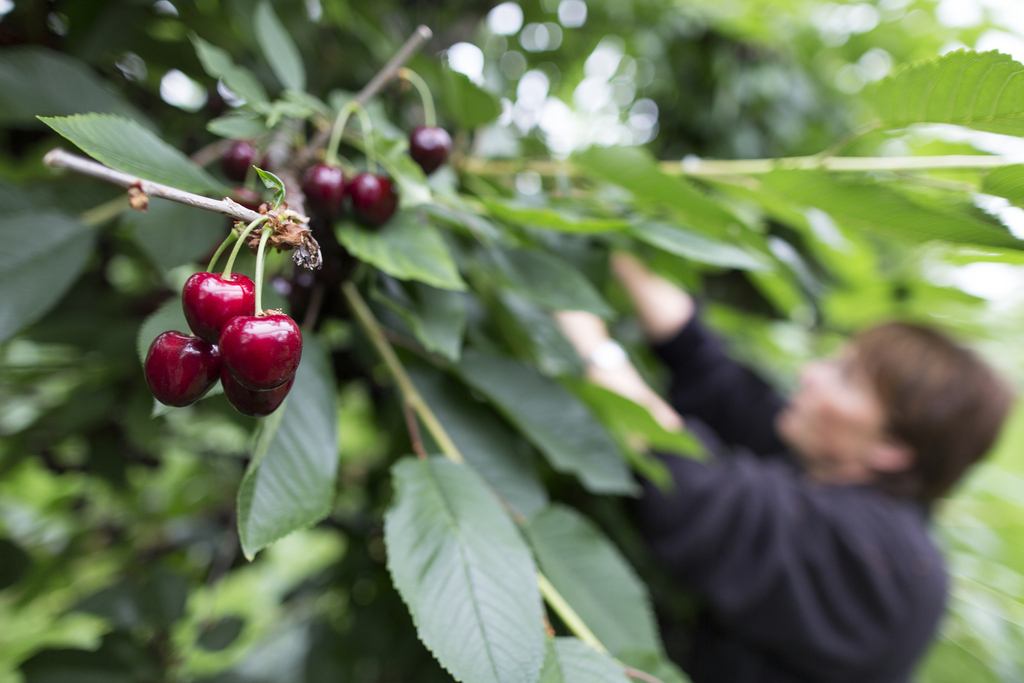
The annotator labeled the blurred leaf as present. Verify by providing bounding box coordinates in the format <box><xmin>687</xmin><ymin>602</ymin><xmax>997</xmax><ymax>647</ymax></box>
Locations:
<box><xmin>631</xmin><ymin>221</ymin><xmax>767</xmax><ymax>270</ymax></box>
<box><xmin>0</xmin><ymin>538</ymin><xmax>31</xmax><ymax>591</ymax></box>
<box><xmin>527</xmin><ymin>505</ymin><xmax>662</xmax><ymax>656</ymax></box>
<box><xmin>238</xmin><ymin>336</ymin><xmax>339</xmax><ymax>560</ymax></box>
<box><xmin>488</xmin><ymin>247</ymin><xmax>612</xmax><ymax>318</ymax></box>
<box><xmin>0</xmin><ymin>47</ymin><xmax>149</xmax><ymax>128</ymax></box>
<box><xmin>497</xmin><ymin>291</ymin><xmax>583</xmax><ymax>377</ymax></box>
<box><xmin>255</xmin><ymin>168</ymin><xmax>286</xmax><ymax>208</ymax></box>
<box><xmin>125</xmin><ymin>198</ymin><xmax>227</xmax><ymax>270</ymax></box>
<box><xmin>409</xmin><ymin>368</ymin><xmax>549</xmax><ymax>518</ymax></box>
<box><xmin>337</xmin><ymin>213</ymin><xmax>466</xmax><ymax>291</ymax></box>
<box><xmin>40</xmin><ymin>114</ymin><xmax>226</xmax><ymax>196</ymax></box>
<box><xmin>457</xmin><ymin>351</ymin><xmax>639</xmax><ymax>496</ymax></box>
<box><xmin>485</xmin><ymin>199</ymin><xmax>630</xmax><ymax>233</ymax></box>
<box><xmin>20</xmin><ymin>632</ymin><xmax>159</xmax><ymax>683</ymax></box>
<box><xmin>207</xmin><ymin>113</ymin><xmax>268</xmax><ymax>140</ymax></box>
<box><xmin>439</xmin><ymin>69</ymin><xmax>502</xmax><ymax>129</ymax></box>
<box><xmin>0</xmin><ymin>211</ymin><xmax>94</xmax><ymax>345</ymax></box>
<box><xmin>539</xmin><ymin>637</ymin><xmax>630</xmax><ymax>683</ymax></box>
<box><xmin>136</xmin><ymin>298</ymin><xmax>189</xmax><ymax>365</ymax></box>
<box><xmin>197</xmin><ymin>616</ymin><xmax>245</xmax><ymax>652</ymax></box>
<box><xmin>375</xmin><ymin>278</ymin><xmax>466</xmax><ymax>361</ymax></box>
<box><xmin>866</xmin><ymin>50</ymin><xmax>1024</xmax><ymax>135</ymax></box>
<box><xmin>384</xmin><ymin>456</ymin><xmax>546</xmax><ymax>683</ymax></box>
<box><xmin>617</xmin><ymin>650</ymin><xmax>691</xmax><ymax>683</ymax></box>
<box><xmin>982</xmin><ymin>165</ymin><xmax>1024</xmax><ymax>208</ymax></box>
<box><xmin>189</xmin><ymin>33</ymin><xmax>269</xmax><ymax>106</ymax></box>
<box><xmin>253</xmin><ymin>1</ymin><xmax>306</xmax><ymax>92</ymax></box>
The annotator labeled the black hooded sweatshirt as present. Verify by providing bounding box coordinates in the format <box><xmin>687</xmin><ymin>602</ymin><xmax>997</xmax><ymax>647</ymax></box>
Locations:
<box><xmin>633</xmin><ymin>316</ymin><xmax>947</xmax><ymax>683</ymax></box>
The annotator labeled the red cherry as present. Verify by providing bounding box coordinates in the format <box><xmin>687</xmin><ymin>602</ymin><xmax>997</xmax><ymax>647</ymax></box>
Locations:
<box><xmin>221</xmin><ymin>366</ymin><xmax>294</xmax><ymax>417</ymax></box>
<box><xmin>302</xmin><ymin>164</ymin><xmax>347</xmax><ymax>217</ymax></box>
<box><xmin>349</xmin><ymin>173</ymin><xmax>398</xmax><ymax>228</ymax></box>
<box><xmin>219</xmin><ymin>314</ymin><xmax>302</xmax><ymax>391</ymax></box>
<box><xmin>409</xmin><ymin>126</ymin><xmax>452</xmax><ymax>175</ymax></box>
<box><xmin>221</xmin><ymin>141</ymin><xmax>257</xmax><ymax>182</ymax></box>
<box><xmin>144</xmin><ymin>331</ymin><xmax>221</xmax><ymax>407</ymax></box>
<box><xmin>182</xmin><ymin>272</ymin><xmax>256</xmax><ymax>344</ymax></box>
<box><xmin>231</xmin><ymin>186</ymin><xmax>263</xmax><ymax>212</ymax></box>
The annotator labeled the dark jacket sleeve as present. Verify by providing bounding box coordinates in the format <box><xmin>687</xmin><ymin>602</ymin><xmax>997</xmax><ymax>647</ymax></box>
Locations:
<box><xmin>651</xmin><ymin>315</ymin><xmax>788</xmax><ymax>458</ymax></box>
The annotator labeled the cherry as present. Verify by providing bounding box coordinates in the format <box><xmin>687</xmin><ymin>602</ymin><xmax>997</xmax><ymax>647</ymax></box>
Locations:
<box><xmin>182</xmin><ymin>272</ymin><xmax>256</xmax><ymax>344</ymax></box>
<box><xmin>144</xmin><ymin>331</ymin><xmax>221</xmax><ymax>407</ymax></box>
<box><xmin>302</xmin><ymin>164</ymin><xmax>347</xmax><ymax>217</ymax></box>
<box><xmin>349</xmin><ymin>172</ymin><xmax>398</xmax><ymax>228</ymax></box>
<box><xmin>221</xmin><ymin>141</ymin><xmax>257</xmax><ymax>182</ymax></box>
<box><xmin>409</xmin><ymin>126</ymin><xmax>452</xmax><ymax>175</ymax></box>
<box><xmin>219</xmin><ymin>314</ymin><xmax>302</xmax><ymax>391</ymax></box>
<box><xmin>231</xmin><ymin>186</ymin><xmax>262</xmax><ymax>212</ymax></box>
<box><xmin>221</xmin><ymin>366</ymin><xmax>294</xmax><ymax>417</ymax></box>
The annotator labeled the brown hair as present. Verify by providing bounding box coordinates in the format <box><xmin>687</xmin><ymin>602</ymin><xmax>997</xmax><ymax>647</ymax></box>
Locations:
<box><xmin>852</xmin><ymin>322</ymin><xmax>1015</xmax><ymax>504</ymax></box>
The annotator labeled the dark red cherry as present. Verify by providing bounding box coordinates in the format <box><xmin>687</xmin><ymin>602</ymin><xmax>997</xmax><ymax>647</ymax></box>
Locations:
<box><xmin>232</xmin><ymin>186</ymin><xmax>262</xmax><ymax>212</ymax></box>
<box><xmin>349</xmin><ymin>173</ymin><xmax>398</xmax><ymax>228</ymax></box>
<box><xmin>144</xmin><ymin>331</ymin><xmax>221</xmax><ymax>407</ymax></box>
<box><xmin>221</xmin><ymin>141</ymin><xmax>257</xmax><ymax>182</ymax></box>
<box><xmin>302</xmin><ymin>164</ymin><xmax>347</xmax><ymax>217</ymax></box>
<box><xmin>409</xmin><ymin>126</ymin><xmax>452</xmax><ymax>175</ymax></box>
<box><xmin>219</xmin><ymin>314</ymin><xmax>302</xmax><ymax>391</ymax></box>
<box><xmin>221</xmin><ymin>366</ymin><xmax>294</xmax><ymax>417</ymax></box>
<box><xmin>182</xmin><ymin>272</ymin><xmax>256</xmax><ymax>344</ymax></box>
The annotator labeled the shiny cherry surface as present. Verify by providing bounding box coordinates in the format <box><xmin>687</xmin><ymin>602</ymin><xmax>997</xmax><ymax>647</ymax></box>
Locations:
<box><xmin>409</xmin><ymin>126</ymin><xmax>452</xmax><ymax>175</ymax></box>
<box><xmin>221</xmin><ymin>366</ymin><xmax>294</xmax><ymax>417</ymax></box>
<box><xmin>349</xmin><ymin>173</ymin><xmax>398</xmax><ymax>228</ymax></box>
<box><xmin>302</xmin><ymin>164</ymin><xmax>347</xmax><ymax>217</ymax></box>
<box><xmin>219</xmin><ymin>314</ymin><xmax>302</xmax><ymax>391</ymax></box>
<box><xmin>221</xmin><ymin>141</ymin><xmax>257</xmax><ymax>182</ymax></box>
<box><xmin>182</xmin><ymin>272</ymin><xmax>256</xmax><ymax>344</ymax></box>
<box><xmin>144</xmin><ymin>331</ymin><xmax>221</xmax><ymax>407</ymax></box>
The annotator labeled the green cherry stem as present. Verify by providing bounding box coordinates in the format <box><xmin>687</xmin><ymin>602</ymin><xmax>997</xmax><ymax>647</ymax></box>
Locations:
<box><xmin>353</xmin><ymin>104</ymin><xmax>378</xmax><ymax>175</ymax></box>
<box><xmin>206</xmin><ymin>231</ymin><xmax>239</xmax><ymax>273</ymax></box>
<box><xmin>325</xmin><ymin>101</ymin><xmax>357</xmax><ymax>168</ymax></box>
<box><xmin>398</xmin><ymin>67</ymin><xmax>436</xmax><ymax>128</ymax></box>
<box><xmin>254</xmin><ymin>224</ymin><xmax>274</xmax><ymax>315</ymax></box>
<box><xmin>222</xmin><ymin>215</ymin><xmax>269</xmax><ymax>279</ymax></box>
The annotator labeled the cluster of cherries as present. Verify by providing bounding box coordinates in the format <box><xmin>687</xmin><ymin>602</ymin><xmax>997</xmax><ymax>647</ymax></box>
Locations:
<box><xmin>144</xmin><ymin>271</ymin><xmax>302</xmax><ymax>417</ymax></box>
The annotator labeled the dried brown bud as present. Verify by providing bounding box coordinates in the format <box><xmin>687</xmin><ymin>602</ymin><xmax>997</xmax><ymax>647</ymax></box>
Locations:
<box><xmin>127</xmin><ymin>182</ymin><xmax>149</xmax><ymax>212</ymax></box>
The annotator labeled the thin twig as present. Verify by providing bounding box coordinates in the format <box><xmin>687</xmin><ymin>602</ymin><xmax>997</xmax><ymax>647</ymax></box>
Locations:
<box><xmin>403</xmin><ymin>401</ymin><xmax>428</xmax><ymax>459</ymax></box>
<box><xmin>622</xmin><ymin>667</ymin><xmax>668</xmax><ymax>683</ymax></box>
<box><xmin>537</xmin><ymin>571</ymin><xmax>608</xmax><ymax>654</ymax></box>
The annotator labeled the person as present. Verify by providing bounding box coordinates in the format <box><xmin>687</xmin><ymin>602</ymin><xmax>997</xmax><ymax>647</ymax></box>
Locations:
<box><xmin>556</xmin><ymin>252</ymin><xmax>1015</xmax><ymax>683</ymax></box>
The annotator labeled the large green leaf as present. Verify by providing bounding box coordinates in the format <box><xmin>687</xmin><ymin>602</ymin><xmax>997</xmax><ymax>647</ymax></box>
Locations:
<box><xmin>439</xmin><ymin>69</ymin><xmax>503</xmax><ymax>129</ymax></box>
<box><xmin>983</xmin><ymin>166</ymin><xmax>1024</xmax><ymax>208</ymax></box>
<box><xmin>253</xmin><ymin>1</ymin><xmax>306</xmax><ymax>92</ymax></box>
<box><xmin>488</xmin><ymin>247</ymin><xmax>612</xmax><ymax>318</ymax></box>
<box><xmin>207</xmin><ymin>113</ymin><xmax>268</xmax><ymax>140</ymax></box>
<box><xmin>865</xmin><ymin>50</ymin><xmax>1024</xmax><ymax>135</ymax></box>
<box><xmin>385</xmin><ymin>456</ymin><xmax>546</xmax><ymax>683</ymax></box>
<box><xmin>0</xmin><ymin>211</ymin><xmax>94</xmax><ymax>345</ymax></box>
<box><xmin>125</xmin><ymin>199</ymin><xmax>227</xmax><ymax>270</ymax></box>
<box><xmin>189</xmin><ymin>34</ymin><xmax>269</xmax><ymax>106</ymax></box>
<box><xmin>497</xmin><ymin>291</ymin><xmax>583</xmax><ymax>378</ymax></box>
<box><xmin>485</xmin><ymin>199</ymin><xmax>630</xmax><ymax>233</ymax></box>
<box><xmin>631</xmin><ymin>221</ymin><xmax>766</xmax><ymax>270</ymax></box>
<box><xmin>237</xmin><ymin>337</ymin><xmax>339</xmax><ymax>559</ymax></box>
<box><xmin>0</xmin><ymin>47</ymin><xmax>149</xmax><ymax>127</ymax></box>
<box><xmin>539</xmin><ymin>638</ymin><xmax>630</xmax><ymax>683</ymax></box>
<box><xmin>527</xmin><ymin>505</ymin><xmax>662</xmax><ymax>656</ymax></box>
<box><xmin>374</xmin><ymin>278</ymin><xmax>466</xmax><ymax>361</ymax></box>
<box><xmin>573</xmin><ymin>146</ymin><xmax>741</xmax><ymax>237</ymax></box>
<box><xmin>337</xmin><ymin>213</ymin><xmax>466</xmax><ymax>291</ymax></box>
<box><xmin>409</xmin><ymin>368</ymin><xmax>549</xmax><ymax>518</ymax></box>
<box><xmin>761</xmin><ymin>171</ymin><xmax>1024</xmax><ymax>249</ymax></box>
<box><xmin>457</xmin><ymin>351</ymin><xmax>639</xmax><ymax>496</ymax></box>
<box><xmin>40</xmin><ymin>114</ymin><xmax>226</xmax><ymax>196</ymax></box>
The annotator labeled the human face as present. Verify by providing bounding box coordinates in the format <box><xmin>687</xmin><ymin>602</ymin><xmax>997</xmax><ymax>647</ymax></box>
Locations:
<box><xmin>775</xmin><ymin>350</ymin><xmax>911</xmax><ymax>485</ymax></box>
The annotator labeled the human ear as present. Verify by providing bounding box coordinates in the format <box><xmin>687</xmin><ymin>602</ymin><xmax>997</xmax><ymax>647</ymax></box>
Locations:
<box><xmin>868</xmin><ymin>439</ymin><xmax>915</xmax><ymax>474</ymax></box>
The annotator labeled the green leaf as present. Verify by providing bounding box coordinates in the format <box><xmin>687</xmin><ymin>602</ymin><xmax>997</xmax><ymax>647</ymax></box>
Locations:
<box><xmin>484</xmin><ymin>199</ymin><xmax>630</xmax><ymax>233</ymax></box>
<box><xmin>0</xmin><ymin>47</ymin><xmax>149</xmax><ymax>128</ymax></box>
<box><xmin>253</xmin><ymin>1</ymin><xmax>306</xmax><ymax>92</ymax></box>
<box><xmin>865</xmin><ymin>50</ymin><xmax>1024</xmax><ymax>135</ymax></box>
<box><xmin>336</xmin><ymin>212</ymin><xmax>466</xmax><ymax>291</ymax></box>
<box><xmin>439</xmin><ymin>69</ymin><xmax>502</xmax><ymax>129</ymax></box>
<box><xmin>40</xmin><ymin>114</ymin><xmax>226</xmax><ymax>196</ymax></box>
<box><xmin>539</xmin><ymin>638</ymin><xmax>631</xmax><ymax>683</ymax></box>
<box><xmin>457</xmin><ymin>351</ymin><xmax>639</xmax><ymax>496</ymax></box>
<box><xmin>409</xmin><ymin>368</ymin><xmax>549</xmax><ymax>518</ymax></box>
<box><xmin>617</xmin><ymin>650</ymin><xmax>692</xmax><ymax>683</ymax></box>
<box><xmin>528</xmin><ymin>505</ymin><xmax>662</xmax><ymax>656</ymax></box>
<box><xmin>488</xmin><ymin>247</ymin><xmax>612</xmax><ymax>318</ymax></box>
<box><xmin>207</xmin><ymin>113</ymin><xmax>268</xmax><ymax>140</ymax></box>
<box><xmin>385</xmin><ymin>456</ymin><xmax>546</xmax><ymax>683</ymax></box>
<box><xmin>125</xmin><ymin>198</ymin><xmax>227</xmax><ymax>270</ymax></box>
<box><xmin>761</xmin><ymin>171</ymin><xmax>1024</xmax><ymax>249</ymax></box>
<box><xmin>237</xmin><ymin>336</ymin><xmax>339</xmax><ymax>560</ymax></box>
<box><xmin>255</xmin><ymin>168</ymin><xmax>286</xmax><ymax>208</ymax></box>
<box><xmin>189</xmin><ymin>33</ymin><xmax>269</xmax><ymax>106</ymax></box>
<box><xmin>0</xmin><ymin>211</ymin><xmax>94</xmax><ymax>345</ymax></box>
<box><xmin>497</xmin><ymin>291</ymin><xmax>583</xmax><ymax>377</ymax></box>
<box><xmin>574</xmin><ymin>146</ymin><xmax>741</xmax><ymax>237</ymax></box>
<box><xmin>375</xmin><ymin>278</ymin><xmax>467</xmax><ymax>361</ymax></box>
<box><xmin>983</xmin><ymin>165</ymin><xmax>1024</xmax><ymax>208</ymax></box>
<box><xmin>631</xmin><ymin>221</ymin><xmax>767</xmax><ymax>270</ymax></box>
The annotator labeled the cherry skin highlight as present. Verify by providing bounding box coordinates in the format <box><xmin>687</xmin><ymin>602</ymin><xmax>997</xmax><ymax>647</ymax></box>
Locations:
<box><xmin>219</xmin><ymin>314</ymin><xmax>302</xmax><ymax>391</ymax></box>
<box><xmin>221</xmin><ymin>366</ymin><xmax>294</xmax><ymax>417</ymax></box>
<box><xmin>182</xmin><ymin>272</ymin><xmax>256</xmax><ymax>344</ymax></box>
<box><xmin>409</xmin><ymin>126</ymin><xmax>452</xmax><ymax>175</ymax></box>
<box><xmin>349</xmin><ymin>172</ymin><xmax>398</xmax><ymax>228</ymax></box>
<box><xmin>221</xmin><ymin>141</ymin><xmax>257</xmax><ymax>182</ymax></box>
<box><xmin>302</xmin><ymin>164</ymin><xmax>347</xmax><ymax>217</ymax></box>
<box><xmin>144</xmin><ymin>331</ymin><xmax>221</xmax><ymax>407</ymax></box>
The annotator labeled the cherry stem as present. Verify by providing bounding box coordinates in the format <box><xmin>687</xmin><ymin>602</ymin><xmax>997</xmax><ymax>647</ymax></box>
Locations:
<box><xmin>353</xmin><ymin>104</ymin><xmax>378</xmax><ymax>175</ymax></box>
<box><xmin>254</xmin><ymin>224</ymin><xmax>274</xmax><ymax>315</ymax></box>
<box><xmin>325</xmin><ymin>100</ymin><xmax>356</xmax><ymax>169</ymax></box>
<box><xmin>222</xmin><ymin>215</ymin><xmax>268</xmax><ymax>279</ymax></box>
<box><xmin>206</xmin><ymin>231</ymin><xmax>238</xmax><ymax>273</ymax></box>
<box><xmin>398</xmin><ymin>67</ymin><xmax>436</xmax><ymax>129</ymax></box>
